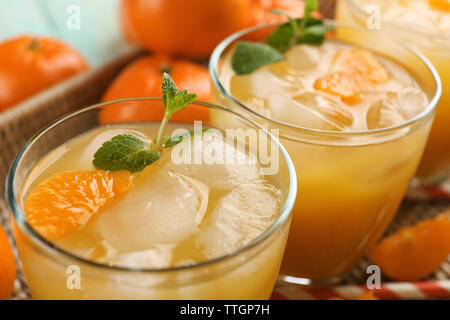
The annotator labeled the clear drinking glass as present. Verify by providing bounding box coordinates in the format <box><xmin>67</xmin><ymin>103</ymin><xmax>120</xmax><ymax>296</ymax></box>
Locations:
<box><xmin>6</xmin><ymin>98</ymin><xmax>297</xmax><ymax>299</ymax></box>
<box><xmin>209</xmin><ymin>21</ymin><xmax>441</xmax><ymax>283</ymax></box>
<box><xmin>337</xmin><ymin>0</ymin><xmax>450</xmax><ymax>183</ymax></box>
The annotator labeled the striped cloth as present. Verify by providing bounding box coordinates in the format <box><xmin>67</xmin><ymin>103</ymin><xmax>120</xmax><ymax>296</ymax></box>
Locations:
<box><xmin>273</xmin><ymin>280</ymin><xmax>450</xmax><ymax>300</ymax></box>
<box><xmin>407</xmin><ymin>177</ymin><xmax>450</xmax><ymax>200</ymax></box>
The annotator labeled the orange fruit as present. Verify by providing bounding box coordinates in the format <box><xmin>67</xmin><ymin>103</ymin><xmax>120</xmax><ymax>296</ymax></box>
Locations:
<box><xmin>328</xmin><ymin>291</ymin><xmax>378</xmax><ymax>300</ymax></box>
<box><xmin>0</xmin><ymin>225</ymin><xmax>16</xmax><ymax>300</ymax></box>
<box><xmin>0</xmin><ymin>35</ymin><xmax>88</xmax><ymax>111</ymax></box>
<box><xmin>100</xmin><ymin>54</ymin><xmax>210</xmax><ymax>124</ymax></box>
<box><xmin>428</xmin><ymin>0</ymin><xmax>450</xmax><ymax>12</ymax></box>
<box><xmin>371</xmin><ymin>212</ymin><xmax>450</xmax><ymax>281</ymax></box>
<box><xmin>357</xmin><ymin>291</ymin><xmax>378</xmax><ymax>300</ymax></box>
<box><xmin>120</xmin><ymin>0</ymin><xmax>250</xmax><ymax>58</ymax></box>
<box><xmin>245</xmin><ymin>0</ymin><xmax>323</xmax><ymax>41</ymax></box>
<box><xmin>314</xmin><ymin>49</ymin><xmax>389</xmax><ymax>104</ymax></box>
<box><xmin>25</xmin><ymin>170</ymin><xmax>133</xmax><ymax>240</ymax></box>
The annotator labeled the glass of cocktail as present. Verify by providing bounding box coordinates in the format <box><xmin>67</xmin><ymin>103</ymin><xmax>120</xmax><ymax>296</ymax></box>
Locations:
<box><xmin>337</xmin><ymin>0</ymin><xmax>450</xmax><ymax>183</ymax></box>
<box><xmin>210</xmin><ymin>20</ymin><xmax>441</xmax><ymax>283</ymax></box>
<box><xmin>6</xmin><ymin>96</ymin><xmax>297</xmax><ymax>299</ymax></box>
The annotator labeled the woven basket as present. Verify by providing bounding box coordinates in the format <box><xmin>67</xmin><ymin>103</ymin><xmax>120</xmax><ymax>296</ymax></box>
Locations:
<box><xmin>0</xmin><ymin>0</ymin><xmax>448</xmax><ymax>300</ymax></box>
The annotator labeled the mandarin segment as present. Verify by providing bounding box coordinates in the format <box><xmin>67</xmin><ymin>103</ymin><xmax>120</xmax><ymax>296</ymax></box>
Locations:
<box><xmin>25</xmin><ymin>170</ymin><xmax>133</xmax><ymax>240</ymax></box>
<box><xmin>314</xmin><ymin>49</ymin><xmax>389</xmax><ymax>103</ymax></box>
<box><xmin>371</xmin><ymin>212</ymin><xmax>450</xmax><ymax>281</ymax></box>
<box><xmin>428</xmin><ymin>0</ymin><xmax>450</xmax><ymax>12</ymax></box>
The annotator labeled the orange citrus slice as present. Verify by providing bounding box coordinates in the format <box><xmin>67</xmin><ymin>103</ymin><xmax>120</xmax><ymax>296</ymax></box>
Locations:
<box><xmin>371</xmin><ymin>212</ymin><xmax>450</xmax><ymax>281</ymax></box>
<box><xmin>357</xmin><ymin>291</ymin><xmax>378</xmax><ymax>300</ymax></box>
<box><xmin>314</xmin><ymin>49</ymin><xmax>389</xmax><ymax>104</ymax></box>
<box><xmin>428</xmin><ymin>0</ymin><xmax>450</xmax><ymax>12</ymax></box>
<box><xmin>25</xmin><ymin>170</ymin><xmax>133</xmax><ymax>240</ymax></box>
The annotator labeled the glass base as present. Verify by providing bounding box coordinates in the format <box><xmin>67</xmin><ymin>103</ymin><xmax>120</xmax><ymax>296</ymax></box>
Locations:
<box><xmin>277</xmin><ymin>274</ymin><xmax>343</xmax><ymax>288</ymax></box>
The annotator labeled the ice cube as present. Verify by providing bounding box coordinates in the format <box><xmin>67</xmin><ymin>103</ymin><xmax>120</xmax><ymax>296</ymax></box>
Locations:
<box><xmin>197</xmin><ymin>180</ymin><xmax>281</xmax><ymax>259</ymax></box>
<box><xmin>268</xmin><ymin>91</ymin><xmax>353</xmax><ymax>130</ymax></box>
<box><xmin>397</xmin><ymin>87</ymin><xmax>428</xmax><ymax>119</ymax></box>
<box><xmin>161</xmin><ymin>132</ymin><xmax>262</xmax><ymax>190</ymax></box>
<box><xmin>104</xmin><ymin>245</ymin><xmax>174</xmax><ymax>268</ymax></box>
<box><xmin>284</xmin><ymin>44</ymin><xmax>321</xmax><ymax>71</ymax></box>
<box><xmin>231</xmin><ymin>67</ymin><xmax>298</xmax><ymax>101</ymax></box>
<box><xmin>366</xmin><ymin>99</ymin><xmax>406</xmax><ymax>130</ymax></box>
<box><xmin>87</xmin><ymin>166</ymin><xmax>209</xmax><ymax>252</ymax></box>
<box><xmin>79</xmin><ymin>128</ymin><xmax>149</xmax><ymax>169</ymax></box>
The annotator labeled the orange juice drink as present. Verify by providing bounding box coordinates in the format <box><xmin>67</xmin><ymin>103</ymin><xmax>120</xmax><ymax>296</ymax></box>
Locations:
<box><xmin>210</xmin><ymin>22</ymin><xmax>441</xmax><ymax>281</ymax></box>
<box><xmin>6</xmin><ymin>98</ymin><xmax>297</xmax><ymax>299</ymax></box>
<box><xmin>337</xmin><ymin>0</ymin><xmax>450</xmax><ymax>182</ymax></box>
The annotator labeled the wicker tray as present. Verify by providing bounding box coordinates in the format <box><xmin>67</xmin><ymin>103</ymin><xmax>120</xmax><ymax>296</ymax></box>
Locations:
<box><xmin>0</xmin><ymin>0</ymin><xmax>448</xmax><ymax>300</ymax></box>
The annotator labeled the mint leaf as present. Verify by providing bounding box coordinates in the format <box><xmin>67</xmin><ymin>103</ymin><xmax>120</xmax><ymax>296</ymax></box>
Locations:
<box><xmin>162</xmin><ymin>73</ymin><xmax>197</xmax><ymax>116</ymax></box>
<box><xmin>93</xmin><ymin>134</ymin><xmax>160</xmax><ymax>173</ymax></box>
<box><xmin>232</xmin><ymin>0</ymin><xmax>332</xmax><ymax>74</ymax></box>
<box><xmin>232</xmin><ymin>41</ymin><xmax>284</xmax><ymax>75</ymax></box>
<box><xmin>298</xmin><ymin>24</ymin><xmax>334</xmax><ymax>45</ymax></box>
<box><xmin>92</xmin><ymin>73</ymin><xmax>199</xmax><ymax>173</ymax></box>
<box><xmin>162</xmin><ymin>72</ymin><xmax>178</xmax><ymax>108</ymax></box>
<box><xmin>266</xmin><ymin>17</ymin><xmax>325</xmax><ymax>52</ymax></box>
<box><xmin>170</xmin><ymin>90</ymin><xmax>197</xmax><ymax>115</ymax></box>
<box><xmin>304</xmin><ymin>0</ymin><xmax>319</xmax><ymax>16</ymax></box>
<box><xmin>266</xmin><ymin>22</ymin><xmax>295</xmax><ymax>53</ymax></box>
<box><xmin>156</xmin><ymin>73</ymin><xmax>198</xmax><ymax>150</ymax></box>
<box><xmin>162</xmin><ymin>128</ymin><xmax>209</xmax><ymax>148</ymax></box>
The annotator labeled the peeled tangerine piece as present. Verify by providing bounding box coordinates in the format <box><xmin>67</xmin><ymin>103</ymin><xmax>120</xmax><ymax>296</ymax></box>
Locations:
<box><xmin>79</xmin><ymin>128</ymin><xmax>149</xmax><ymax>169</ymax></box>
<box><xmin>162</xmin><ymin>132</ymin><xmax>262</xmax><ymax>190</ymax></box>
<box><xmin>24</xmin><ymin>170</ymin><xmax>133</xmax><ymax>240</ymax></box>
<box><xmin>197</xmin><ymin>180</ymin><xmax>281</xmax><ymax>260</ymax></box>
<box><xmin>314</xmin><ymin>49</ymin><xmax>389</xmax><ymax>104</ymax></box>
<box><xmin>268</xmin><ymin>91</ymin><xmax>353</xmax><ymax>131</ymax></box>
<box><xmin>428</xmin><ymin>0</ymin><xmax>450</xmax><ymax>12</ymax></box>
<box><xmin>89</xmin><ymin>166</ymin><xmax>209</xmax><ymax>252</ymax></box>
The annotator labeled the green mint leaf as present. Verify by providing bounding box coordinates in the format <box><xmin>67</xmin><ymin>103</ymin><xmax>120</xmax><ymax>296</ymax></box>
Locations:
<box><xmin>93</xmin><ymin>134</ymin><xmax>161</xmax><ymax>173</ymax></box>
<box><xmin>266</xmin><ymin>22</ymin><xmax>295</xmax><ymax>53</ymax></box>
<box><xmin>304</xmin><ymin>0</ymin><xmax>319</xmax><ymax>17</ymax></box>
<box><xmin>266</xmin><ymin>17</ymin><xmax>327</xmax><ymax>52</ymax></box>
<box><xmin>169</xmin><ymin>90</ymin><xmax>197</xmax><ymax>115</ymax></box>
<box><xmin>298</xmin><ymin>24</ymin><xmax>334</xmax><ymax>45</ymax></box>
<box><xmin>162</xmin><ymin>72</ymin><xmax>178</xmax><ymax>108</ymax></box>
<box><xmin>162</xmin><ymin>128</ymin><xmax>209</xmax><ymax>148</ymax></box>
<box><xmin>232</xmin><ymin>41</ymin><xmax>284</xmax><ymax>75</ymax></box>
<box><xmin>162</xmin><ymin>75</ymin><xmax>197</xmax><ymax>116</ymax></box>
<box><xmin>156</xmin><ymin>73</ymin><xmax>198</xmax><ymax>150</ymax></box>
<box><xmin>270</xmin><ymin>9</ymin><xmax>287</xmax><ymax>15</ymax></box>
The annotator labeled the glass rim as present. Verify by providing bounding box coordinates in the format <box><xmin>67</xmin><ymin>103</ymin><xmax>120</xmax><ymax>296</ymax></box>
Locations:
<box><xmin>346</xmin><ymin>0</ymin><xmax>450</xmax><ymax>41</ymax></box>
<box><xmin>209</xmin><ymin>20</ymin><xmax>442</xmax><ymax>138</ymax></box>
<box><xmin>6</xmin><ymin>97</ymin><xmax>297</xmax><ymax>274</ymax></box>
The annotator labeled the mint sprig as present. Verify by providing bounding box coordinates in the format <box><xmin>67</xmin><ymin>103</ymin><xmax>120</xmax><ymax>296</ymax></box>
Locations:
<box><xmin>155</xmin><ymin>73</ymin><xmax>197</xmax><ymax>150</ymax></box>
<box><xmin>232</xmin><ymin>0</ymin><xmax>332</xmax><ymax>75</ymax></box>
<box><xmin>93</xmin><ymin>73</ymin><xmax>197</xmax><ymax>173</ymax></box>
<box><xmin>162</xmin><ymin>128</ymin><xmax>209</xmax><ymax>148</ymax></box>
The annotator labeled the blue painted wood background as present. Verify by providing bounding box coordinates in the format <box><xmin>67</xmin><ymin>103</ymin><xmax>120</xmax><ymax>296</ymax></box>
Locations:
<box><xmin>0</xmin><ymin>0</ymin><xmax>131</xmax><ymax>67</ymax></box>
